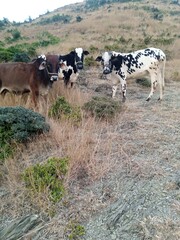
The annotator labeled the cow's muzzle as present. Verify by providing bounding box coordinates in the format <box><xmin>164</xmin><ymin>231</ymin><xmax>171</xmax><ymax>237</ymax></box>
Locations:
<box><xmin>50</xmin><ymin>75</ymin><xmax>58</xmax><ymax>81</ymax></box>
<box><xmin>103</xmin><ymin>67</ymin><xmax>111</xmax><ymax>75</ymax></box>
<box><xmin>76</xmin><ymin>61</ymin><xmax>83</xmax><ymax>70</ymax></box>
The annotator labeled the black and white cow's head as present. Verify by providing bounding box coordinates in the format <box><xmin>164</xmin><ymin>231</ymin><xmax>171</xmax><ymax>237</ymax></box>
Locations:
<box><xmin>96</xmin><ymin>51</ymin><xmax>123</xmax><ymax>75</ymax></box>
<box><xmin>96</xmin><ymin>52</ymin><xmax>113</xmax><ymax>74</ymax></box>
<box><xmin>58</xmin><ymin>60</ymin><xmax>73</xmax><ymax>86</ymax></box>
<box><xmin>71</xmin><ymin>48</ymin><xmax>89</xmax><ymax>70</ymax></box>
<box><xmin>58</xmin><ymin>48</ymin><xmax>89</xmax><ymax>87</ymax></box>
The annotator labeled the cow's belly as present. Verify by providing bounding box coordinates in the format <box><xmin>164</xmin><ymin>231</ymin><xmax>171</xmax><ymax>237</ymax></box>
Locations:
<box><xmin>0</xmin><ymin>85</ymin><xmax>31</xmax><ymax>94</ymax></box>
<box><xmin>126</xmin><ymin>70</ymin><xmax>149</xmax><ymax>80</ymax></box>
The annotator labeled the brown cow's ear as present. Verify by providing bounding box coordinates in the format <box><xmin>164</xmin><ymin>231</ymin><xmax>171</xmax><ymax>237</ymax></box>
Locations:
<box><xmin>39</xmin><ymin>61</ymin><xmax>46</xmax><ymax>70</ymax></box>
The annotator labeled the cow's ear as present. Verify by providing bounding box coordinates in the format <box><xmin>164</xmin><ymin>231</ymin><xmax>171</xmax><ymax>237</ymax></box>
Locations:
<box><xmin>39</xmin><ymin>61</ymin><xmax>46</xmax><ymax>70</ymax></box>
<box><xmin>83</xmin><ymin>50</ymin><xmax>89</xmax><ymax>55</ymax></box>
<box><xmin>70</xmin><ymin>50</ymin><xmax>75</xmax><ymax>55</ymax></box>
<box><xmin>95</xmin><ymin>56</ymin><xmax>102</xmax><ymax>62</ymax></box>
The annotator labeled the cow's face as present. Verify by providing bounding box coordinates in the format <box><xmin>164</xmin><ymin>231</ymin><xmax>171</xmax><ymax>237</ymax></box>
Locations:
<box><xmin>73</xmin><ymin>48</ymin><xmax>89</xmax><ymax>70</ymax></box>
<box><xmin>46</xmin><ymin>55</ymin><xmax>60</xmax><ymax>74</ymax></box>
<box><xmin>96</xmin><ymin>52</ymin><xmax>113</xmax><ymax>74</ymax></box>
<box><xmin>58</xmin><ymin>61</ymin><xmax>73</xmax><ymax>85</ymax></box>
<box><xmin>37</xmin><ymin>55</ymin><xmax>58</xmax><ymax>84</ymax></box>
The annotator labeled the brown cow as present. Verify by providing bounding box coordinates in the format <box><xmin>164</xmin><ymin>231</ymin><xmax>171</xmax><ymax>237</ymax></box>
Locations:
<box><xmin>0</xmin><ymin>55</ymin><xmax>58</xmax><ymax>106</ymax></box>
<box><xmin>46</xmin><ymin>54</ymin><xmax>60</xmax><ymax>80</ymax></box>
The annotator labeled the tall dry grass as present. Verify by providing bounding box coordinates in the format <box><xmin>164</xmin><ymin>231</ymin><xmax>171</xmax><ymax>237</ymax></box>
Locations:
<box><xmin>0</xmin><ymin>82</ymin><xmax>118</xmax><ymax>215</ymax></box>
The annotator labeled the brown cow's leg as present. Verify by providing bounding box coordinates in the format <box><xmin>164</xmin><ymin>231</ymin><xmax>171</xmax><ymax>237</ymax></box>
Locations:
<box><xmin>31</xmin><ymin>90</ymin><xmax>39</xmax><ymax>107</ymax></box>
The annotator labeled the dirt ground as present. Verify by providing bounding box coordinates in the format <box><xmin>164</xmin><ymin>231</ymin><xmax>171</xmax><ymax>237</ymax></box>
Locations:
<box><xmin>39</xmin><ymin>69</ymin><xmax>180</xmax><ymax>239</ymax></box>
<box><xmin>0</xmin><ymin>67</ymin><xmax>180</xmax><ymax>239</ymax></box>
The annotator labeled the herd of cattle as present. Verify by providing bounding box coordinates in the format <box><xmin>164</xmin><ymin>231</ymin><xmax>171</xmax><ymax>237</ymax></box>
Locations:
<box><xmin>0</xmin><ymin>47</ymin><xmax>166</xmax><ymax>106</ymax></box>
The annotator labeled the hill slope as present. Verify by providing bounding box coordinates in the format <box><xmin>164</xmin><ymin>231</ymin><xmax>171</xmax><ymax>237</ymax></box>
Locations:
<box><xmin>0</xmin><ymin>0</ymin><xmax>180</xmax><ymax>239</ymax></box>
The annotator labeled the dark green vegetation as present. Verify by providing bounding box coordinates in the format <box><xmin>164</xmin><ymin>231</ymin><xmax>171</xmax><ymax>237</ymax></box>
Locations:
<box><xmin>0</xmin><ymin>106</ymin><xmax>49</xmax><ymax>161</ymax></box>
<box><xmin>83</xmin><ymin>96</ymin><xmax>122</xmax><ymax>119</ymax></box>
<box><xmin>85</xmin><ymin>0</ymin><xmax>142</xmax><ymax>9</ymax></box>
<box><xmin>22</xmin><ymin>157</ymin><xmax>69</xmax><ymax>203</ymax></box>
<box><xmin>0</xmin><ymin>31</ymin><xmax>60</xmax><ymax>62</ymax></box>
<box><xmin>38</xmin><ymin>14</ymin><xmax>72</xmax><ymax>25</ymax></box>
<box><xmin>48</xmin><ymin>96</ymin><xmax>82</xmax><ymax>124</ymax></box>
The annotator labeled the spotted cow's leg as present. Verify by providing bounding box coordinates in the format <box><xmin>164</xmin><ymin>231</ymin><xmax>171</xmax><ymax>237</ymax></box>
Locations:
<box><xmin>146</xmin><ymin>71</ymin><xmax>157</xmax><ymax>101</ymax></box>
<box><xmin>112</xmin><ymin>72</ymin><xmax>120</xmax><ymax>98</ymax></box>
<box><xmin>120</xmin><ymin>78</ymin><xmax>127</xmax><ymax>102</ymax></box>
<box><xmin>157</xmin><ymin>68</ymin><xmax>163</xmax><ymax>101</ymax></box>
<box><xmin>112</xmin><ymin>85</ymin><xmax>118</xmax><ymax>98</ymax></box>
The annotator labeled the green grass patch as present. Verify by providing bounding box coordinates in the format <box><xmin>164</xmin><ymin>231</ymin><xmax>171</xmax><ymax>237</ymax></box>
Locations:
<box><xmin>49</xmin><ymin>96</ymin><xmax>82</xmax><ymax>124</ymax></box>
<box><xmin>22</xmin><ymin>157</ymin><xmax>69</xmax><ymax>203</ymax></box>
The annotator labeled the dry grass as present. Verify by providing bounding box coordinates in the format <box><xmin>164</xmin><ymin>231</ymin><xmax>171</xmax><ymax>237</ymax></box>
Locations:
<box><xmin>0</xmin><ymin>1</ymin><xmax>180</xmax><ymax>238</ymax></box>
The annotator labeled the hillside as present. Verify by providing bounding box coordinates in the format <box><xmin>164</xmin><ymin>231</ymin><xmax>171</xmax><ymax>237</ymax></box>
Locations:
<box><xmin>0</xmin><ymin>0</ymin><xmax>180</xmax><ymax>239</ymax></box>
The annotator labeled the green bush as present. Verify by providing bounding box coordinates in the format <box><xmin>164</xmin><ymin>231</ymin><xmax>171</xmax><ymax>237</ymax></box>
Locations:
<box><xmin>22</xmin><ymin>157</ymin><xmax>69</xmax><ymax>202</ymax></box>
<box><xmin>0</xmin><ymin>43</ymin><xmax>36</xmax><ymax>62</ymax></box>
<box><xmin>13</xmin><ymin>53</ymin><xmax>30</xmax><ymax>62</ymax></box>
<box><xmin>38</xmin><ymin>14</ymin><xmax>71</xmax><ymax>25</ymax></box>
<box><xmin>76</xmin><ymin>15</ymin><xmax>83</xmax><ymax>22</ymax></box>
<box><xmin>49</xmin><ymin>96</ymin><xmax>82</xmax><ymax>124</ymax></box>
<box><xmin>0</xmin><ymin>106</ymin><xmax>49</xmax><ymax>161</ymax></box>
<box><xmin>83</xmin><ymin>96</ymin><xmax>122</xmax><ymax>120</ymax></box>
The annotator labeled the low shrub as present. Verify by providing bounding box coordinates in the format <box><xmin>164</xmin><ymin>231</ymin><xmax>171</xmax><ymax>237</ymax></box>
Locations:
<box><xmin>0</xmin><ymin>106</ymin><xmax>49</xmax><ymax>161</ymax></box>
<box><xmin>48</xmin><ymin>96</ymin><xmax>82</xmax><ymax>124</ymax></box>
<box><xmin>22</xmin><ymin>157</ymin><xmax>69</xmax><ymax>203</ymax></box>
<box><xmin>83</xmin><ymin>96</ymin><xmax>122</xmax><ymax>120</ymax></box>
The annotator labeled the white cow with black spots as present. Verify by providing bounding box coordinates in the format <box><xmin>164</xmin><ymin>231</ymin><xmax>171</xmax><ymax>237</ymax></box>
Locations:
<box><xmin>96</xmin><ymin>47</ymin><xmax>166</xmax><ymax>102</ymax></box>
<box><xmin>58</xmin><ymin>48</ymin><xmax>89</xmax><ymax>87</ymax></box>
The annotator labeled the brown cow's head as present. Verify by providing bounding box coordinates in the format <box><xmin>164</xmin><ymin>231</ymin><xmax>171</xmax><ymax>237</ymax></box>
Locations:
<box><xmin>46</xmin><ymin>54</ymin><xmax>60</xmax><ymax>75</ymax></box>
<box><xmin>37</xmin><ymin>55</ymin><xmax>58</xmax><ymax>83</ymax></box>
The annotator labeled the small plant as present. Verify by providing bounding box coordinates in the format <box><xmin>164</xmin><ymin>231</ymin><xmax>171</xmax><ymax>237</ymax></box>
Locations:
<box><xmin>83</xmin><ymin>96</ymin><xmax>122</xmax><ymax>120</ymax></box>
<box><xmin>64</xmin><ymin>220</ymin><xmax>85</xmax><ymax>240</ymax></box>
<box><xmin>76</xmin><ymin>15</ymin><xmax>83</xmax><ymax>22</ymax></box>
<box><xmin>49</xmin><ymin>96</ymin><xmax>82</xmax><ymax>124</ymax></box>
<box><xmin>22</xmin><ymin>157</ymin><xmax>69</xmax><ymax>203</ymax></box>
<box><xmin>85</xmin><ymin>56</ymin><xmax>97</xmax><ymax>67</ymax></box>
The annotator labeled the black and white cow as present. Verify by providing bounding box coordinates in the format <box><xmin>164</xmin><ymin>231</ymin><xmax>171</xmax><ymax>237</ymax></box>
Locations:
<box><xmin>96</xmin><ymin>47</ymin><xmax>166</xmax><ymax>102</ymax></box>
<box><xmin>58</xmin><ymin>48</ymin><xmax>89</xmax><ymax>87</ymax></box>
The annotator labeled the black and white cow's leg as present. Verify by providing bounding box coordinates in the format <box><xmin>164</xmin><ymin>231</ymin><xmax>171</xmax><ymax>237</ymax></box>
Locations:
<box><xmin>112</xmin><ymin>85</ymin><xmax>118</xmax><ymax>98</ymax></box>
<box><xmin>120</xmin><ymin>78</ymin><xmax>127</xmax><ymax>102</ymax></box>
<box><xmin>111</xmin><ymin>73</ymin><xmax>120</xmax><ymax>99</ymax></box>
<box><xmin>157</xmin><ymin>68</ymin><xmax>163</xmax><ymax>101</ymax></box>
<box><xmin>146</xmin><ymin>71</ymin><xmax>157</xmax><ymax>101</ymax></box>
